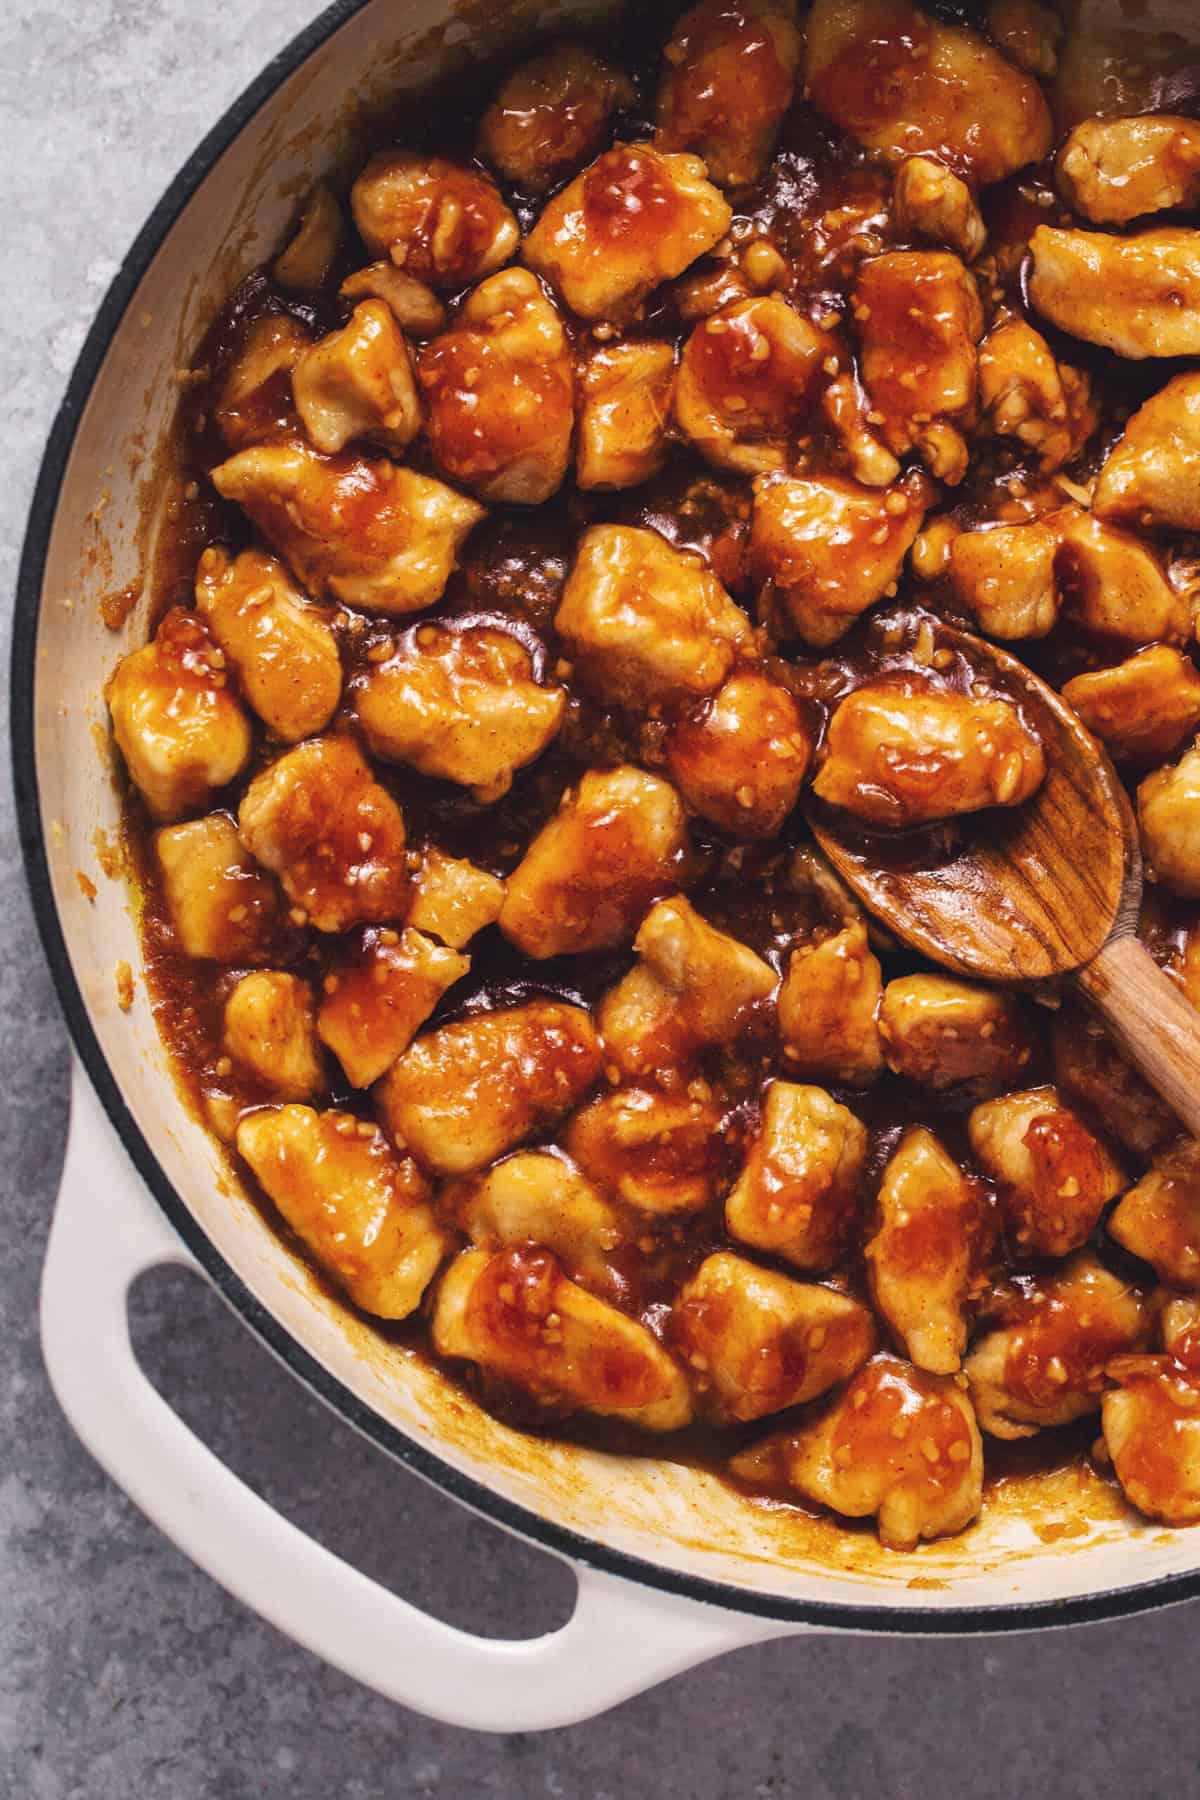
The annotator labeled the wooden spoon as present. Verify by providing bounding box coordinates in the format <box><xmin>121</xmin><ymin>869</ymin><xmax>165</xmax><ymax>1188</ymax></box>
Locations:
<box><xmin>806</xmin><ymin>615</ymin><xmax>1200</xmax><ymax>1138</ymax></box>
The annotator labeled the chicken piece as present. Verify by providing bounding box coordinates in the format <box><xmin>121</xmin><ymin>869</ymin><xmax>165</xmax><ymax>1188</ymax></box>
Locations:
<box><xmin>442</xmin><ymin>1151</ymin><xmax>626</xmax><ymax>1294</ymax></box>
<box><xmin>968</xmin><ymin>1084</ymin><xmax>1126</xmax><ymax>1258</ymax></box>
<box><xmin>820</xmin><ymin>372</ymin><xmax>903</xmax><ymax>488</ymax></box>
<box><xmin>977</xmin><ymin>317</ymin><xmax>1097</xmax><ymax>473</ymax></box>
<box><xmin>338</xmin><ymin>264</ymin><xmax>448</xmax><ymax>336</ymax></box>
<box><xmin>813</xmin><ymin>678</ymin><xmax>1046</xmax><ymax>828</ymax></box>
<box><xmin>777</xmin><ymin>922</ymin><xmax>884</xmax><ymax>1087</ymax></box>
<box><xmin>665</xmin><ymin>671</ymin><xmax>811</xmax><ymax>839</ymax></box>
<box><xmin>432</xmin><ymin>1246</ymin><xmax>692</xmax><ymax>1430</ymax></box>
<box><xmin>867</xmin><ymin>1128</ymin><xmax>990</xmax><ymax>1374</ymax></box>
<box><xmin>406</xmin><ymin>849</ymin><xmax>505</xmax><ymax>949</ymax></box>
<box><xmin>1051</xmin><ymin>1005</ymin><xmax>1181</xmax><ymax>1162</ymax></box>
<box><xmin>1063</xmin><ymin>647</ymin><xmax>1200</xmax><ymax>769</ymax></box>
<box><xmin>356</xmin><ymin>624</ymin><xmax>564</xmax><ymax>803</ymax></box>
<box><xmin>964</xmin><ymin>1254</ymin><xmax>1150</xmax><ymax>1438</ymax></box>
<box><xmin>292</xmin><ymin>301</ymin><xmax>420</xmax><ymax>458</ymax></box>
<box><xmin>1028</xmin><ymin>226</ymin><xmax>1200</xmax><ymax>359</ymax></box>
<box><xmin>193</xmin><ymin>546</ymin><xmax>342</xmax><ymax>743</ymax></box>
<box><xmin>750</xmin><ymin>472</ymin><xmax>929</xmax><ymax>648</ymax></box>
<box><xmin>108</xmin><ymin>607</ymin><xmax>252</xmax><ymax>822</ymax></box>
<box><xmin>985</xmin><ymin>0</ymin><xmax>1061</xmax><ymax>76</ymax></box>
<box><xmin>350</xmin><ymin>152</ymin><xmax>518</xmax><ymax>290</ymax></box>
<box><xmin>566</xmin><ymin>1088</ymin><xmax>729</xmax><ymax>1214</ymax></box>
<box><xmin>418</xmin><ymin>269</ymin><xmax>574</xmax><ymax>506</ymax></box>
<box><xmin>852</xmin><ymin>251</ymin><xmax>984</xmax><ymax>483</ymax></box>
<box><xmin>654</xmin><ymin>0</ymin><xmax>801</xmax><ymax>188</ymax></box>
<box><xmin>893</xmin><ymin>156</ymin><xmax>985</xmax><ymax>260</ymax></box>
<box><xmin>222</xmin><ymin>971</ymin><xmax>322</xmax><ymax>1101</ymax></box>
<box><xmin>758</xmin><ymin>1354</ymin><xmax>984</xmax><ymax>1550</ymax></box>
<box><xmin>154</xmin><ymin>814</ymin><xmax>288</xmax><ymax>964</ymax></box>
<box><xmin>1162</xmin><ymin>1295</ymin><xmax>1200</xmax><ymax>1369</ymax></box>
<box><xmin>805</xmin><ymin>0</ymin><xmax>1052</xmax><ymax>185</ymax></box>
<box><xmin>236</xmin><ymin>1104</ymin><xmax>447</xmax><ymax>1319</ymax></box>
<box><xmin>555</xmin><ymin>523</ymin><xmax>751</xmax><ymax>708</ymax></box>
<box><xmin>672</xmin><ymin>1252</ymin><xmax>875</xmax><ymax>1422</ymax></box>
<box><xmin>576</xmin><ymin>342</ymin><xmax>676</xmax><ymax>491</ymax></box>
<box><xmin>316</xmin><ymin>926</ymin><xmax>470</xmax><ymax>1088</ymax></box>
<box><xmin>1057</xmin><ymin>115</ymin><xmax>1200</xmax><ymax>226</ymax></box>
<box><xmin>1103</xmin><ymin>1356</ymin><xmax>1200</xmax><ymax>1526</ymax></box>
<box><xmin>479</xmin><ymin>43</ymin><xmax>634</xmax><ymax>193</ymax></box>
<box><xmin>210</xmin><ymin>445</ymin><xmax>484</xmax><ymax>615</ymax></box>
<box><xmin>879</xmin><ymin>974</ymin><xmax>1038</xmax><ymax>1093</ymax></box>
<box><xmin>674</xmin><ymin>297</ymin><xmax>835</xmax><ymax>475</ymax></box>
<box><xmin>214</xmin><ymin>313</ymin><xmax>311</xmax><ymax>451</ymax></box>
<box><xmin>238</xmin><ymin>736</ymin><xmax>409</xmax><ymax>932</ymax></box>
<box><xmin>1139</xmin><ymin>741</ymin><xmax>1200</xmax><ymax>897</ymax></box>
<box><xmin>725</xmin><ymin>1081</ymin><xmax>868</xmax><ymax>1270</ymax></box>
<box><xmin>1109</xmin><ymin>1141</ymin><xmax>1200</xmax><ymax>1290</ymax></box>
<box><xmin>377</xmin><ymin>1000</ymin><xmax>601</xmax><ymax>1176</ymax></box>
<box><xmin>272</xmin><ymin>184</ymin><xmax>343</xmax><ymax>291</ymax></box>
<box><xmin>499</xmin><ymin>766</ymin><xmax>687</xmax><ymax>959</ymax></box>
<box><xmin>598</xmin><ymin>896</ymin><xmax>775</xmax><ymax>1079</ymax></box>
<box><xmin>948</xmin><ymin>519</ymin><xmax>1060</xmax><ymax>640</ymax></box>
<box><xmin>522</xmin><ymin>143</ymin><xmax>732</xmax><ymax>323</ymax></box>
<box><xmin>1054</xmin><ymin>508</ymin><xmax>1186</xmax><ymax>644</ymax></box>
<box><xmin>1093</xmin><ymin>372</ymin><xmax>1200</xmax><ymax>533</ymax></box>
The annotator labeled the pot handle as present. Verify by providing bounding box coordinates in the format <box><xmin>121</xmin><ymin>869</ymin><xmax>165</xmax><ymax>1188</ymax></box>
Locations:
<box><xmin>41</xmin><ymin>1063</ymin><xmax>794</xmax><ymax>1730</ymax></box>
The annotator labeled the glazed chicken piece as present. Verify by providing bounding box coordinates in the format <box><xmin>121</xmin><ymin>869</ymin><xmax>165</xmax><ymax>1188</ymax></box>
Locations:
<box><xmin>674</xmin><ymin>297</ymin><xmax>836</xmax><ymax>474</ymax></box>
<box><xmin>1051</xmin><ymin>1006</ymin><xmax>1181</xmax><ymax>1163</ymax></box>
<box><xmin>418</xmin><ymin>268</ymin><xmax>574</xmax><ymax>505</ymax></box>
<box><xmin>316</xmin><ymin>925</ymin><xmax>470</xmax><ymax>1089</ymax></box>
<box><xmin>1161</xmin><ymin>1295</ymin><xmax>1200</xmax><ymax>1369</ymax></box>
<box><xmin>376</xmin><ymin>1000</ymin><xmax>601</xmax><ymax>1175</ymax></box>
<box><xmin>748</xmin><ymin>1353</ymin><xmax>984</xmax><ymax>1550</ymax></box>
<box><xmin>153</xmin><ymin>814</ymin><xmax>289</xmax><ymax>963</ymax></box>
<box><xmin>812</xmin><ymin>678</ymin><xmax>1046</xmax><ymax>828</ymax></box>
<box><xmin>852</xmin><ymin>251</ymin><xmax>984</xmax><ymax>484</ymax></box>
<box><xmin>338</xmin><ymin>263</ymin><xmax>448</xmax><ymax>336</ymax></box>
<box><xmin>665</xmin><ymin>671</ymin><xmax>811</xmax><ymax>839</ymax></box>
<box><xmin>1028</xmin><ymin>227</ymin><xmax>1200</xmax><ymax>359</ymax></box>
<box><xmin>805</xmin><ymin>0</ymin><xmax>1052</xmax><ymax>184</ymax></box>
<box><xmin>479</xmin><ymin>43</ymin><xmax>634</xmax><ymax>192</ymax></box>
<box><xmin>210</xmin><ymin>444</ymin><xmax>485</xmax><ymax>615</ymax></box>
<box><xmin>108</xmin><ymin>606</ymin><xmax>252</xmax><ymax>822</ymax></box>
<box><xmin>237</xmin><ymin>1104</ymin><xmax>448</xmax><ymax>1319</ymax></box>
<box><xmin>964</xmin><ymin>1254</ymin><xmax>1150</xmax><ymax>1438</ymax></box>
<box><xmin>985</xmin><ymin>0</ymin><xmax>1061</xmax><ymax>76</ymax></box>
<box><xmin>350</xmin><ymin>152</ymin><xmax>519</xmax><ymax>290</ymax></box>
<box><xmin>750</xmin><ymin>471</ymin><xmax>929</xmax><ymax>648</ymax></box>
<box><xmin>576</xmin><ymin>342</ymin><xmax>676</xmax><ymax>490</ymax></box>
<box><xmin>1063</xmin><ymin>648</ymin><xmax>1200</xmax><ymax>769</ymax></box>
<box><xmin>948</xmin><ymin>519</ymin><xmax>1060</xmax><ymax>641</ymax></box>
<box><xmin>893</xmin><ymin>157</ymin><xmax>985</xmax><ymax>261</ymax></box>
<box><xmin>867</xmin><ymin>1128</ymin><xmax>991</xmax><ymax>1374</ymax></box>
<box><xmin>566</xmin><ymin>1087</ymin><xmax>730</xmax><ymax>1214</ymax></box>
<box><xmin>777</xmin><ymin>921</ymin><xmax>884</xmax><ymax>1087</ymax></box>
<box><xmin>1138</xmin><ymin>741</ymin><xmax>1200</xmax><ymax>897</ymax></box>
<box><xmin>356</xmin><ymin>624</ymin><xmax>565</xmax><ymax>802</ymax></box>
<box><xmin>879</xmin><ymin>974</ymin><xmax>1038</xmax><ymax>1093</ymax></box>
<box><xmin>968</xmin><ymin>1084</ymin><xmax>1126</xmax><ymax>1258</ymax></box>
<box><xmin>820</xmin><ymin>371</ymin><xmax>903</xmax><ymax>488</ymax></box>
<box><xmin>293</xmin><ymin>301</ymin><xmax>420</xmax><ymax>457</ymax></box>
<box><xmin>555</xmin><ymin>524</ymin><xmax>751</xmax><ymax>708</ymax></box>
<box><xmin>977</xmin><ymin>317</ymin><xmax>1097</xmax><ymax>474</ymax></box>
<box><xmin>432</xmin><ymin>1246</ymin><xmax>692</xmax><ymax>1430</ymax></box>
<box><xmin>671</xmin><ymin>1251</ymin><xmax>875</xmax><ymax>1423</ymax></box>
<box><xmin>1054</xmin><ymin>509</ymin><xmax>1186</xmax><ymax>645</ymax></box>
<box><xmin>725</xmin><ymin>1081</ymin><xmax>868</xmax><ymax>1270</ymax></box>
<box><xmin>1057</xmin><ymin>115</ymin><xmax>1200</xmax><ymax>225</ymax></box>
<box><xmin>1109</xmin><ymin>1141</ymin><xmax>1200</xmax><ymax>1290</ymax></box>
<box><xmin>442</xmin><ymin>1151</ymin><xmax>627</xmax><ymax>1294</ymax></box>
<box><xmin>1103</xmin><ymin>1356</ymin><xmax>1200</xmax><ymax>1526</ymax></box>
<box><xmin>522</xmin><ymin>143</ymin><xmax>731</xmax><ymax>323</ymax></box>
<box><xmin>654</xmin><ymin>0</ymin><xmax>801</xmax><ymax>188</ymax></box>
<box><xmin>214</xmin><ymin>313</ymin><xmax>311</xmax><ymax>451</ymax></box>
<box><xmin>222</xmin><ymin>971</ymin><xmax>322</xmax><ymax>1102</ymax></box>
<box><xmin>499</xmin><ymin>766</ymin><xmax>687</xmax><ymax>959</ymax></box>
<box><xmin>1093</xmin><ymin>372</ymin><xmax>1200</xmax><ymax>533</ymax></box>
<box><xmin>237</xmin><ymin>735</ymin><xmax>410</xmax><ymax>932</ymax></box>
<box><xmin>406</xmin><ymin>849</ymin><xmax>505</xmax><ymax>950</ymax></box>
<box><xmin>194</xmin><ymin>546</ymin><xmax>341</xmax><ymax>743</ymax></box>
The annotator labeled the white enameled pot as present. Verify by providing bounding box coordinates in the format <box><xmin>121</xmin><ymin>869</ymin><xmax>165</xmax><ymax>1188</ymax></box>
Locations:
<box><xmin>15</xmin><ymin>0</ymin><xmax>1200</xmax><ymax>1734</ymax></box>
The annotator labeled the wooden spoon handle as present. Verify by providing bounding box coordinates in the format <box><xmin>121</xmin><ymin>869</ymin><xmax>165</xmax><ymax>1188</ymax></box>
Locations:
<box><xmin>1075</xmin><ymin>934</ymin><xmax>1200</xmax><ymax>1139</ymax></box>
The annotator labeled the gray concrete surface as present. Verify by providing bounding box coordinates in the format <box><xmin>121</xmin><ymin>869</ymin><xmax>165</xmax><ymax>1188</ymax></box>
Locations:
<box><xmin>4</xmin><ymin>3</ymin><xmax>1200</xmax><ymax>1794</ymax></box>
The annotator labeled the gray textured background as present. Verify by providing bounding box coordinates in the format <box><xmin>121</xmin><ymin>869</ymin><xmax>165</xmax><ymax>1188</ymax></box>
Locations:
<box><xmin>4</xmin><ymin>3</ymin><xmax>1200</xmax><ymax>1794</ymax></box>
